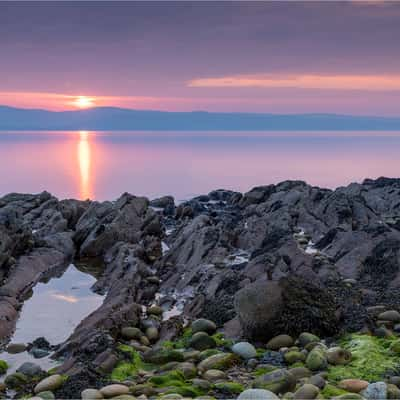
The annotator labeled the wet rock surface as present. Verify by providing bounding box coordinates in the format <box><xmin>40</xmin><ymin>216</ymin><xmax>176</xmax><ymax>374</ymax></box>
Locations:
<box><xmin>2</xmin><ymin>178</ymin><xmax>400</xmax><ymax>398</ymax></box>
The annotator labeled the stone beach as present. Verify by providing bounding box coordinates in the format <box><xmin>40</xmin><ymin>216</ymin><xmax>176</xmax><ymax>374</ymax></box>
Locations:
<box><xmin>2</xmin><ymin>177</ymin><xmax>400</xmax><ymax>399</ymax></box>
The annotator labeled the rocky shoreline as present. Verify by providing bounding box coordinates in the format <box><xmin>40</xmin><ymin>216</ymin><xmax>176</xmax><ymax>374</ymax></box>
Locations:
<box><xmin>1</xmin><ymin>177</ymin><xmax>400</xmax><ymax>399</ymax></box>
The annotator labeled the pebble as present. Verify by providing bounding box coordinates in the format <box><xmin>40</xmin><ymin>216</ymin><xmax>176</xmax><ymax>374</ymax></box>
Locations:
<box><xmin>6</xmin><ymin>343</ymin><xmax>27</xmax><ymax>354</ymax></box>
<box><xmin>17</xmin><ymin>361</ymin><xmax>43</xmax><ymax>377</ymax></box>
<box><xmin>191</xmin><ymin>319</ymin><xmax>217</xmax><ymax>335</ymax></box>
<box><xmin>203</xmin><ymin>369</ymin><xmax>227</xmax><ymax>381</ymax></box>
<box><xmin>34</xmin><ymin>375</ymin><xmax>64</xmax><ymax>394</ymax></box>
<box><xmin>293</xmin><ymin>383</ymin><xmax>320</xmax><ymax>399</ymax></box>
<box><xmin>189</xmin><ymin>332</ymin><xmax>217</xmax><ymax>351</ymax></box>
<box><xmin>339</xmin><ymin>379</ymin><xmax>369</xmax><ymax>393</ymax></box>
<box><xmin>81</xmin><ymin>388</ymin><xmax>104</xmax><ymax>399</ymax></box>
<box><xmin>238</xmin><ymin>389</ymin><xmax>279</xmax><ymax>399</ymax></box>
<box><xmin>232</xmin><ymin>342</ymin><xmax>257</xmax><ymax>359</ymax></box>
<box><xmin>361</xmin><ymin>382</ymin><xmax>387</xmax><ymax>400</ymax></box>
<box><xmin>36</xmin><ymin>391</ymin><xmax>55</xmax><ymax>400</ymax></box>
<box><xmin>145</xmin><ymin>327</ymin><xmax>159</xmax><ymax>342</ymax></box>
<box><xmin>377</xmin><ymin>310</ymin><xmax>400</xmax><ymax>322</ymax></box>
<box><xmin>99</xmin><ymin>384</ymin><xmax>130</xmax><ymax>398</ymax></box>
<box><xmin>121</xmin><ymin>327</ymin><xmax>142</xmax><ymax>340</ymax></box>
<box><xmin>266</xmin><ymin>335</ymin><xmax>294</xmax><ymax>350</ymax></box>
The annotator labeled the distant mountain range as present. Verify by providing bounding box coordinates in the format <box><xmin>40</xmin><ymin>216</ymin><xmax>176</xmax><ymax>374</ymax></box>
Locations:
<box><xmin>1</xmin><ymin>105</ymin><xmax>400</xmax><ymax>130</ymax></box>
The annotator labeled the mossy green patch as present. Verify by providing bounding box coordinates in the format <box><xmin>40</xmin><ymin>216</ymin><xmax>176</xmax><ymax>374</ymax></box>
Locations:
<box><xmin>161</xmin><ymin>328</ymin><xmax>193</xmax><ymax>350</ymax></box>
<box><xmin>0</xmin><ymin>359</ymin><xmax>8</xmax><ymax>375</ymax></box>
<box><xmin>321</xmin><ymin>384</ymin><xmax>349</xmax><ymax>398</ymax></box>
<box><xmin>253</xmin><ymin>366</ymin><xmax>278</xmax><ymax>376</ymax></box>
<box><xmin>111</xmin><ymin>344</ymin><xmax>155</xmax><ymax>381</ymax></box>
<box><xmin>211</xmin><ymin>333</ymin><xmax>233</xmax><ymax>349</ymax></box>
<box><xmin>327</xmin><ymin>334</ymin><xmax>400</xmax><ymax>382</ymax></box>
<box><xmin>214</xmin><ymin>382</ymin><xmax>245</xmax><ymax>394</ymax></box>
<box><xmin>150</xmin><ymin>370</ymin><xmax>204</xmax><ymax>398</ymax></box>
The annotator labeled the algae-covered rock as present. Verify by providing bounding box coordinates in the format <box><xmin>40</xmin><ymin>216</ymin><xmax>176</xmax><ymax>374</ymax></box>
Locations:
<box><xmin>293</xmin><ymin>383</ymin><xmax>319</xmax><ymax>399</ymax></box>
<box><xmin>298</xmin><ymin>333</ymin><xmax>320</xmax><ymax>348</ymax></box>
<box><xmin>306</xmin><ymin>347</ymin><xmax>327</xmax><ymax>371</ymax></box>
<box><xmin>0</xmin><ymin>360</ymin><xmax>8</xmax><ymax>375</ymax></box>
<box><xmin>5</xmin><ymin>372</ymin><xmax>29</xmax><ymax>389</ymax></box>
<box><xmin>214</xmin><ymin>381</ymin><xmax>244</xmax><ymax>395</ymax></box>
<box><xmin>387</xmin><ymin>383</ymin><xmax>400</xmax><ymax>399</ymax></box>
<box><xmin>252</xmin><ymin>368</ymin><xmax>296</xmax><ymax>394</ymax></box>
<box><xmin>266</xmin><ymin>335</ymin><xmax>294</xmax><ymax>351</ymax></box>
<box><xmin>189</xmin><ymin>332</ymin><xmax>217</xmax><ymax>351</ymax></box>
<box><xmin>121</xmin><ymin>327</ymin><xmax>142</xmax><ymax>340</ymax></box>
<box><xmin>198</xmin><ymin>353</ymin><xmax>240</xmax><ymax>372</ymax></box>
<box><xmin>284</xmin><ymin>351</ymin><xmax>306</xmax><ymax>364</ymax></box>
<box><xmin>143</xmin><ymin>348</ymin><xmax>184</xmax><ymax>364</ymax></box>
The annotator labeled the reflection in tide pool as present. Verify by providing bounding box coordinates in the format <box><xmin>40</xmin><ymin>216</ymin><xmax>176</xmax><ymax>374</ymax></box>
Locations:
<box><xmin>0</xmin><ymin>131</ymin><xmax>400</xmax><ymax>200</ymax></box>
<box><xmin>0</xmin><ymin>264</ymin><xmax>104</xmax><ymax>375</ymax></box>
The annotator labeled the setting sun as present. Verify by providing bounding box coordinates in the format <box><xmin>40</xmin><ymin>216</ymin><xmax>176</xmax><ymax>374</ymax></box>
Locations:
<box><xmin>73</xmin><ymin>96</ymin><xmax>95</xmax><ymax>109</ymax></box>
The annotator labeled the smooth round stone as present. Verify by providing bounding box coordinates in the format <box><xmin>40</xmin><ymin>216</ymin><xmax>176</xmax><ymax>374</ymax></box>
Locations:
<box><xmin>237</xmin><ymin>389</ymin><xmax>279</xmax><ymax>400</ymax></box>
<box><xmin>81</xmin><ymin>388</ymin><xmax>104</xmax><ymax>399</ymax></box>
<box><xmin>30</xmin><ymin>348</ymin><xmax>49</xmax><ymax>359</ymax></box>
<box><xmin>121</xmin><ymin>327</ymin><xmax>142</xmax><ymax>340</ymax></box>
<box><xmin>34</xmin><ymin>375</ymin><xmax>64</xmax><ymax>394</ymax></box>
<box><xmin>145</xmin><ymin>327</ymin><xmax>159</xmax><ymax>342</ymax></box>
<box><xmin>289</xmin><ymin>367</ymin><xmax>312</xmax><ymax>380</ymax></box>
<box><xmin>17</xmin><ymin>362</ymin><xmax>43</xmax><ymax>377</ymax></box>
<box><xmin>308</xmin><ymin>374</ymin><xmax>326</xmax><ymax>389</ymax></box>
<box><xmin>160</xmin><ymin>395</ymin><xmax>183</xmax><ymax>400</ymax></box>
<box><xmin>176</xmin><ymin>362</ymin><xmax>197</xmax><ymax>379</ymax></box>
<box><xmin>100</xmin><ymin>384</ymin><xmax>130</xmax><ymax>398</ymax></box>
<box><xmin>147</xmin><ymin>306</ymin><xmax>163</xmax><ymax>316</ymax></box>
<box><xmin>189</xmin><ymin>332</ymin><xmax>216</xmax><ymax>351</ymax></box>
<box><xmin>293</xmin><ymin>384</ymin><xmax>319</xmax><ymax>400</ymax></box>
<box><xmin>37</xmin><ymin>391</ymin><xmax>55</xmax><ymax>400</ymax></box>
<box><xmin>298</xmin><ymin>333</ymin><xmax>320</xmax><ymax>347</ymax></box>
<box><xmin>361</xmin><ymin>382</ymin><xmax>387</xmax><ymax>400</ymax></box>
<box><xmin>378</xmin><ymin>310</ymin><xmax>400</xmax><ymax>322</ymax></box>
<box><xmin>191</xmin><ymin>318</ymin><xmax>217</xmax><ymax>335</ymax></box>
<box><xmin>339</xmin><ymin>379</ymin><xmax>369</xmax><ymax>393</ymax></box>
<box><xmin>326</xmin><ymin>347</ymin><xmax>352</xmax><ymax>365</ymax></box>
<box><xmin>203</xmin><ymin>369</ymin><xmax>227</xmax><ymax>381</ymax></box>
<box><xmin>232</xmin><ymin>342</ymin><xmax>257</xmax><ymax>359</ymax></box>
<box><xmin>6</xmin><ymin>343</ymin><xmax>27</xmax><ymax>354</ymax></box>
<box><xmin>266</xmin><ymin>335</ymin><xmax>294</xmax><ymax>351</ymax></box>
<box><xmin>387</xmin><ymin>383</ymin><xmax>400</xmax><ymax>399</ymax></box>
<box><xmin>192</xmin><ymin>378</ymin><xmax>212</xmax><ymax>391</ymax></box>
<box><xmin>306</xmin><ymin>347</ymin><xmax>327</xmax><ymax>371</ymax></box>
<box><xmin>253</xmin><ymin>368</ymin><xmax>296</xmax><ymax>394</ymax></box>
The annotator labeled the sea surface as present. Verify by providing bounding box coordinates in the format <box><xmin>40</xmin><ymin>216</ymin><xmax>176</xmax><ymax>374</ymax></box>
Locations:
<box><xmin>1</xmin><ymin>130</ymin><xmax>400</xmax><ymax>201</ymax></box>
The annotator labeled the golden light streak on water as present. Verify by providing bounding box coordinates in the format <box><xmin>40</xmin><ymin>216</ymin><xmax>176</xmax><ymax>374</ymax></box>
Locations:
<box><xmin>78</xmin><ymin>131</ymin><xmax>92</xmax><ymax>199</ymax></box>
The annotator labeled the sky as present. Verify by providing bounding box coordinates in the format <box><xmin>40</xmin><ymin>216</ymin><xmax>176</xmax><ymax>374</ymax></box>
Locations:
<box><xmin>1</xmin><ymin>1</ymin><xmax>400</xmax><ymax>115</ymax></box>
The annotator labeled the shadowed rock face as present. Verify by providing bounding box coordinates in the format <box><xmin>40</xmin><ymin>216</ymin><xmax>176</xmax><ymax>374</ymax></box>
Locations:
<box><xmin>2</xmin><ymin>177</ymin><xmax>400</xmax><ymax>380</ymax></box>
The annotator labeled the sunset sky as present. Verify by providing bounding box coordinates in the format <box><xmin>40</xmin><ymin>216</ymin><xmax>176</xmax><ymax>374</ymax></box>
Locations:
<box><xmin>1</xmin><ymin>1</ymin><xmax>400</xmax><ymax>115</ymax></box>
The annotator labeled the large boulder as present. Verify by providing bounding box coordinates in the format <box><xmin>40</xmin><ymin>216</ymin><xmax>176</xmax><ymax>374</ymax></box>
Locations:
<box><xmin>234</xmin><ymin>276</ymin><xmax>340</xmax><ymax>340</ymax></box>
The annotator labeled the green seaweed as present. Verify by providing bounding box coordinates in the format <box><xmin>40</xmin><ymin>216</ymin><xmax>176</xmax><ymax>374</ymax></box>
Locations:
<box><xmin>214</xmin><ymin>382</ymin><xmax>245</xmax><ymax>394</ymax></box>
<box><xmin>253</xmin><ymin>366</ymin><xmax>278</xmax><ymax>376</ymax></box>
<box><xmin>111</xmin><ymin>344</ymin><xmax>155</xmax><ymax>381</ymax></box>
<box><xmin>150</xmin><ymin>370</ymin><xmax>204</xmax><ymax>398</ymax></box>
<box><xmin>211</xmin><ymin>333</ymin><xmax>234</xmax><ymax>348</ymax></box>
<box><xmin>161</xmin><ymin>328</ymin><xmax>193</xmax><ymax>350</ymax></box>
<box><xmin>327</xmin><ymin>334</ymin><xmax>400</xmax><ymax>382</ymax></box>
<box><xmin>321</xmin><ymin>384</ymin><xmax>349</xmax><ymax>398</ymax></box>
<box><xmin>0</xmin><ymin>359</ymin><xmax>8</xmax><ymax>375</ymax></box>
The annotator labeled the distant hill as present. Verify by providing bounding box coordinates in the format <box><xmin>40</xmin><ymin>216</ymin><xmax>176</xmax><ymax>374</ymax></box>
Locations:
<box><xmin>1</xmin><ymin>105</ymin><xmax>400</xmax><ymax>130</ymax></box>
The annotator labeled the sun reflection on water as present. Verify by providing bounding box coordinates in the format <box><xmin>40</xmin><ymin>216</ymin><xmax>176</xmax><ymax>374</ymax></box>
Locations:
<box><xmin>78</xmin><ymin>131</ymin><xmax>92</xmax><ymax>199</ymax></box>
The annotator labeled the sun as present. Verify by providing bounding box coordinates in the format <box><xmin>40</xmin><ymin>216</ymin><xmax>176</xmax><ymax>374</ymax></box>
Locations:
<box><xmin>73</xmin><ymin>96</ymin><xmax>95</xmax><ymax>109</ymax></box>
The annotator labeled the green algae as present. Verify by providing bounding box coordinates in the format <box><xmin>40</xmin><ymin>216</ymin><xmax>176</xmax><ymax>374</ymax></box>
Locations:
<box><xmin>211</xmin><ymin>333</ymin><xmax>234</xmax><ymax>349</ymax></box>
<box><xmin>111</xmin><ymin>344</ymin><xmax>155</xmax><ymax>381</ymax></box>
<box><xmin>214</xmin><ymin>382</ymin><xmax>245</xmax><ymax>394</ymax></box>
<box><xmin>253</xmin><ymin>366</ymin><xmax>278</xmax><ymax>376</ymax></box>
<box><xmin>0</xmin><ymin>359</ymin><xmax>8</xmax><ymax>375</ymax></box>
<box><xmin>321</xmin><ymin>384</ymin><xmax>350</xmax><ymax>398</ymax></box>
<box><xmin>161</xmin><ymin>328</ymin><xmax>193</xmax><ymax>350</ymax></box>
<box><xmin>327</xmin><ymin>334</ymin><xmax>400</xmax><ymax>382</ymax></box>
<box><xmin>150</xmin><ymin>370</ymin><xmax>204</xmax><ymax>398</ymax></box>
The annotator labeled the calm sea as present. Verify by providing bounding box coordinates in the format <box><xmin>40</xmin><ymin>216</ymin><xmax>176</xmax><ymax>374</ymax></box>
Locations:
<box><xmin>1</xmin><ymin>131</ymin><xmax>399</xmax><ymax>201</ymax></box>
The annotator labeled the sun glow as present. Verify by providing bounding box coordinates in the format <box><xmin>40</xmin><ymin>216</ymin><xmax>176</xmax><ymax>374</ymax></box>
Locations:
<box><xmin>74</xmin><ymin>96</ymin><xmax>95</xmax><ymax>109</ymax></box>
